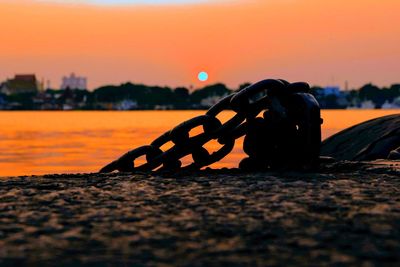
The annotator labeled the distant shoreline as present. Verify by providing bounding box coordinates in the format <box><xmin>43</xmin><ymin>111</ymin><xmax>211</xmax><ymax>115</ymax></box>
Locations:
<box><xmin>1</xmin><ymin>82</ymin><xmax>400</xmax><ymax>110</ymax></box>
<box><xmin>1</xmin><ymin>108</ymin><xmax>400</xmax><ymax>111</ymax></box>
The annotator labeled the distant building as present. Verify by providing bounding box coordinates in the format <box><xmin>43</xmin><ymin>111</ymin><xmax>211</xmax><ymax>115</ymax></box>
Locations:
<box><xmin>116</xmin><ymin>100</ymin><xmax>138</xmax><ymax>110</ymax></box>
<box><xmin>360</xmin><ymin>100</ymin><xmax>376</xmax><ymax>109</ymax></box>
<box><xmin>381</xmin><ymin>97</ymin><xmax>400</xmax><ymax>109</ymax></box>
<box><xmin>61</xmin><ymin>73</ymin><xmax>87</xmax><ymax>90</ymax></box>
<box><xmin>0</xmin><ymin>94</ymin><xmax>7</xmax><ymax>109</ymax></box>
<box><xmin>322</xmin><ymin>86</ymin><xmax>341</xmax><ymax>96</ymax></box>
<box><xmin>0</xmin><ymin>74</ymin><xmax>39</xmax><ymax>95</ymax></box>
<box><xmin>200</xmin><ymin>94</ymin><xmax>228</xmax><ymax>108</ymax></box>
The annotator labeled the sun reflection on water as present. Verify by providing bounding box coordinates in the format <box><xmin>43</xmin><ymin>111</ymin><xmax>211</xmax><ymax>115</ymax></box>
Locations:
<box><xmin>0</xmin><ymin>110</ymin><xmax>398</xmax><ymax>176</ymax></box>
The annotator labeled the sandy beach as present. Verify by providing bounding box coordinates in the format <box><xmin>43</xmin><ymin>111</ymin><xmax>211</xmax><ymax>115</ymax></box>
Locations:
<box><xmin>1</xmin><ymin>160</ymin><xmax>399</xmax><ymax>266</ymax></box>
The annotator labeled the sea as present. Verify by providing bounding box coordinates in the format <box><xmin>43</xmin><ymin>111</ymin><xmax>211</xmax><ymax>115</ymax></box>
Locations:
<box><xmin>0</xmin><ymin>110</ymin><xmax>399</xmax><ymax>176</ymax></box>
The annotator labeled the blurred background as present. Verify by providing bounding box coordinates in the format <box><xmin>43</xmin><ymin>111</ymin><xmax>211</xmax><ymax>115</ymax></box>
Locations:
<box><xmin>0</xmin><ymin>0</ymin><xmax>399</xmax><ymax>176</ymax></box>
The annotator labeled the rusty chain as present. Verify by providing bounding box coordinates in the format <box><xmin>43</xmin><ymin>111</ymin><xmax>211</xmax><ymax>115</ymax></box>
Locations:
<box><xmin>100</xmin><ymin>79</ymin><xmax>322</xmax><ymax>173</ymax></box>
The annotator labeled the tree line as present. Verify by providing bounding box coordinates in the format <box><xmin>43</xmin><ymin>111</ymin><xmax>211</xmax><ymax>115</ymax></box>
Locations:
<box><xmin>0</xmin><ymin>82</ymin><xmax>399</xmax><ymax>110</ymax></box>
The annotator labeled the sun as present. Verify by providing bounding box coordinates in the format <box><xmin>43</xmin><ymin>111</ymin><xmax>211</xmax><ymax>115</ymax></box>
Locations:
<box><xmin>198</xmin><ymin>71</ymin><xmax>208</xmax><ymax>82</ymax></box>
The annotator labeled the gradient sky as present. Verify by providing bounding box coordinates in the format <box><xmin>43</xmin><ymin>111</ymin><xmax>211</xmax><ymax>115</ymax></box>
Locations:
<box><xmin>0</xmin><ymin>0</ymin><xmax>399</xmax><ymax>89</ymax></box>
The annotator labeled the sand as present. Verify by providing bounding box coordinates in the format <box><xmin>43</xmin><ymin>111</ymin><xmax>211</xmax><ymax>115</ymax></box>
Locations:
<box><xmin>1</xmin><ymin>160</ymin><xmax>400</xmax><ymax>266</ymax></box>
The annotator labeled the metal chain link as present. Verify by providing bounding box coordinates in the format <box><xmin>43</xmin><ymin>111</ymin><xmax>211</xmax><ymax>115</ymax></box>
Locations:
<box><xmin>100</xmin><ymin>79</ymin><xmax>322</xmax><ymax>173</ymax></box>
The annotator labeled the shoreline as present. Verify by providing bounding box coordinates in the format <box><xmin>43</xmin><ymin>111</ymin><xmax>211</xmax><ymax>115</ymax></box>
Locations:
<box><xmin>1</xmin><ymin>159</ymin><xmax>399</xmax><ymax>179</ymax></box>
<box><xmin>1</xmin><ymin>160</ymin><xmax>399</xmax><ymax>266</ymax></box>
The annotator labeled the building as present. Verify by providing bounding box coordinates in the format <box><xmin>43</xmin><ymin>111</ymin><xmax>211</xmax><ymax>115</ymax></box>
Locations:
<box><xmin>322</xmin><ymin>86</ymin><xmax>341</xmax><ymax>96</ymax></box>
<box><xmin>0</xmin><ymin>74</ymin><xmax>39</xmax><ymax>95</ymax></box>
<box><xmin>116</xmin><ymin>100</ymin><xmax>138</xmax><ymax>110</ymax></box>
<box><xmin>200</xmin><ymin>94</ymin><xmax>228</xmax><ymax>108</ymax></box>
<box><xmin>61</xmin><ymin>73</ymin><xmax>87</xmax><ymax>90</ymax></box>
<box><xmin>381</xmin><ymin>97</ymin><xmax>400</xmax><ymax>109</ymax></box>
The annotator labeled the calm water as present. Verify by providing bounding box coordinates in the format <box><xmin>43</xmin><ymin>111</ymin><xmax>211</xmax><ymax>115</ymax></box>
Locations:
<box><xmin>0</xmin><ymin>110</ymin><xmax>399</xmax><ymax>176</ymax></box>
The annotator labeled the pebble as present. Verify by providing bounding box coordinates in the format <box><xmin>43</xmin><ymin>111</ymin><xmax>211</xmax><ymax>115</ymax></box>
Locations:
<box><xmin>0</xmin><ymin>161</ymin><xmax>399</xmax><ymax>266</ymax></box>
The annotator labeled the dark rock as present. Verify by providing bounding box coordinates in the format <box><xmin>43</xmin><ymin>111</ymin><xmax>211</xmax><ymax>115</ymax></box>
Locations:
<box><xmin>321</xmin><ymin>114</ymin><xmax>400</xmax><ymax>160</ymax></box>
<box><xmin>1</xmin><ymin>162</ymin><xmax>400</xmax><ymax>266</ymax></box>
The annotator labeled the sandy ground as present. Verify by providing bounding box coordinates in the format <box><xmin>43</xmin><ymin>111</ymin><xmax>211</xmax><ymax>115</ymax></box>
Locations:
<box><xmin>1</xmin><ymin>161</ymin><xmax>400</xmax><ymax>266</ymax></box>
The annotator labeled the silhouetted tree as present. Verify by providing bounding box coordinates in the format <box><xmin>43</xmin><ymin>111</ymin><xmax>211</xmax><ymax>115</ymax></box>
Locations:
<box><xmin>359</xmin><ymin>83</ymin><xmax>385</xmax><ymax>107</ymax></box>
<box><xmin>237</xmin><ymin>83</ymin><xmax>251</xmax><ymax>92</ymax></box>
<box><xmin>173</xmin><ymin>87</ymin><xmax>190</xmax><ymax>109</ymax></box>
<box><xmin>310</xmin><ymin>86</ymin><xmax>324</xmax><ymax>98</ymax></box>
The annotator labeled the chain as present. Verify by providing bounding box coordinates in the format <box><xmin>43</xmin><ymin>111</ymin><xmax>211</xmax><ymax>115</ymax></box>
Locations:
<box><xmin>100</xmin><ymin>79</ymin><xmax>322</xmax><ymax>173</ymax></box>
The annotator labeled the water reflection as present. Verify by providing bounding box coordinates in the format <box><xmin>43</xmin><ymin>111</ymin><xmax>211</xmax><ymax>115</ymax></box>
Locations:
<box><xmin>0</xmin><ymin>110</ymin><xmax>398</xmax><ymax>176</ymax></box>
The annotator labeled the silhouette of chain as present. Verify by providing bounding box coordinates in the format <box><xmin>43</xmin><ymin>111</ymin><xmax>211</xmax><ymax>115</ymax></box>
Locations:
<box><xmin>100</xmin><ymin>79</ymin><xmax>322</xmax><ymax>173</ymax></box>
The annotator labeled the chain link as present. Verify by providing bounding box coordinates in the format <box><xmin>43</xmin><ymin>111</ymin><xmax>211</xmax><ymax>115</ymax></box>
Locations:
<box><xmin>100</xmin><ymin>79</ymin><xmax>322</xmax><ymax>173</ymax></box>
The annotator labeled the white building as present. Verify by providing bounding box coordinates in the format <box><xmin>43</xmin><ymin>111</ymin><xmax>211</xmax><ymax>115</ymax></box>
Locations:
<box><xmin>200</xmin><ymin>94</ymin><xmax>228</xmax><ymax>108</ymax></box>
<box><xmin>360</xmin><ymin>100</ymin><xmax>376</xmax><ymax>109</ymax></box>
<box><xmin>61</xmin><ymin>73</ymin><xmax>87</xmax><ymax>90</ymax></box>
<box><xmin>381</xmin><ymin>97</ymin><xmax>400</xmax><ymax>109</ymax></box>
<box><xmin>116</xmin><ymin>100</ymin><xmax>138</xmax><ymax>110</ymax></box>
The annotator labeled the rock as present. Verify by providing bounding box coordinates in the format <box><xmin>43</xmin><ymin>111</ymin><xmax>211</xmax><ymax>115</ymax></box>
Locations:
<box><xmin>1</xmin><ymin>162</ymin><xmax>400</xmax><ymax>266</ymax></box>
<box><xmin>321</xmin><ymin>114</ymin><xmax>400</xmax><ymax>161</ymax></box>
<box><xmin>388</xmin><ymin>147</ymin><xmax>400</xmax><ymax>160</ymax></box>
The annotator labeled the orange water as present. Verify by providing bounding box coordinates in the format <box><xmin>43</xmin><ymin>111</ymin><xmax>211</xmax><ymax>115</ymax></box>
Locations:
<box><xmin>0</xmin><ymin>110</ymin><xmax>398</xmax><ymax>176</ymax></box>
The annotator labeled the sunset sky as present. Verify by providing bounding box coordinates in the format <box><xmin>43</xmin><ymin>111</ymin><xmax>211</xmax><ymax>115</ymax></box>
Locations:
<box><xmin>0</xmin><ymin>0</ymin><xmax>399</xmax><ymax>90</ymax></box>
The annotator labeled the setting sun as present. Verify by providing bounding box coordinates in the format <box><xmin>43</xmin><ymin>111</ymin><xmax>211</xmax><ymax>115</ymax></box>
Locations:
<box><xmin>198</xmin><ymin>71</ymin><xmax>209</xmax><ymax>82</ymax></box>
<box><xmin>1</xmin><ymin>0</ymin><xmax>400</xmax><ymax>265</ymax></box>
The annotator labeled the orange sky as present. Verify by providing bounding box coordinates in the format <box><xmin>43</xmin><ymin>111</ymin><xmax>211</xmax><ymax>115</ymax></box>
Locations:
<box><xmin>0</xmin><ymin>0</ymin><xmax>399</xmax><ymax>89</ymax></box>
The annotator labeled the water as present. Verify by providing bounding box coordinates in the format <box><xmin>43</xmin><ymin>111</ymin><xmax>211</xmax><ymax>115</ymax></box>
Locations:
<box><xmin>0</xmin><ymin>110</ymin><xmax>399</xmax><ymax>176</ymax></box>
